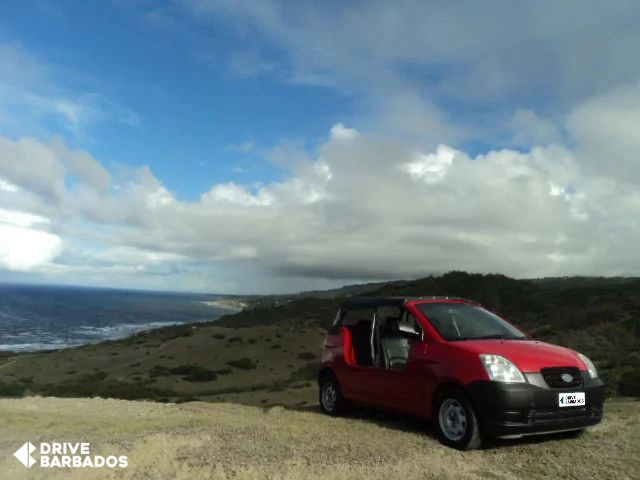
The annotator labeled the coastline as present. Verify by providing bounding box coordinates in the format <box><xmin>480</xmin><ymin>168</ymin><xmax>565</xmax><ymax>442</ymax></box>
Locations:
<box><xmin>201</xmin><ymin>298</ymin><xmax>248</xmax><ymax>311</ymax></box>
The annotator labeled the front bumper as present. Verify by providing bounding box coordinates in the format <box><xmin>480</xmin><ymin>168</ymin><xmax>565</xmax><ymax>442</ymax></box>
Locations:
<box><xmin>466</xmin><ymin>373</ymin><xmax>604</xmax><ymax>438</ymax></box>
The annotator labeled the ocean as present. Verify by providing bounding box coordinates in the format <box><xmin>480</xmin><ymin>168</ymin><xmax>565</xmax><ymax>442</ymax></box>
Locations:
<box><xmin>0</xmin><ymin>283</ymin><xmax>234</xmax><ymax>352</ymax></box>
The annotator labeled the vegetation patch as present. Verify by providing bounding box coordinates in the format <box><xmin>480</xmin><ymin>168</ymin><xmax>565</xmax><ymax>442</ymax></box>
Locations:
<box><xmin>297</xmin><ymin>352</ymin><xmax>316</xmax><ymax>361</ymax></box>
<box><xmin>288</xmin><ymin>362</ymin><xmax>317</xmax><ymax>382</ymax></box>
<box><xmin>618</xmin><ymin>369</ymin><xmax>640</xmax><ymax>397</ymax></box>
<box><xmin>226</xmin><ymin>358</ymin><xmax>258</xmax><ymax>370</ymax></box>
<box><xmin>150</xmin><ymin>364</ymin><xmax>218</xmax><ymax>382</ymax></box>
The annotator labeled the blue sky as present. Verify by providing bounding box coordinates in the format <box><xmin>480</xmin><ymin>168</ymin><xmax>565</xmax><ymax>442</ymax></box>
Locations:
<box><xmin>0</xmin><ymin>1</ymin><xmax>354</xmax><ymax>198</ymax></box>
<box><xmin>0</xmin><ymin>1</ymin><xmax>639</xmax><ymax>293</ymax></box>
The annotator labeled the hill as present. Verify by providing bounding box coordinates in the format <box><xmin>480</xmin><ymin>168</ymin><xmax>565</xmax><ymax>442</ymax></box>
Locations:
<box><xmin>0</xmin><ymin>396</ymin><xmax>638</xmax><ymax>479</ymax></box>
<box><xmin>0</xmin><ymin>272</ymin><xmax>639</xmax><ymax>405</ymax></box>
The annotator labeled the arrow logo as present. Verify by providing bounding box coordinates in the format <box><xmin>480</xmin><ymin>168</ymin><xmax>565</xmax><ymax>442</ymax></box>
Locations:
<box><xmin>13</xmin><ymin>442</ymin><xmax>36</xmax><ymax>468</ymax></box>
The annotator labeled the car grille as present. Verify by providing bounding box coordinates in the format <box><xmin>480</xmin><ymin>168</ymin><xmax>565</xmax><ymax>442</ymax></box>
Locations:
<box><xmin>541</xmin><ymin>366</ymin><xmax>582</xmax><ymax>388</ymax></box>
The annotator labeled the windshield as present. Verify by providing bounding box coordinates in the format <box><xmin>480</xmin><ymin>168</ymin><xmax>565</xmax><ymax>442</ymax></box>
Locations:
<box><xmin>416</xmin><ymin>303</ymin><xmax>527</xmax><ymax>341</ymax></box>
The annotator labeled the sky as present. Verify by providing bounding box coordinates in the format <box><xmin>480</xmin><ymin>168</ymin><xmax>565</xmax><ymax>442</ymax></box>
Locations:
<box><xmin>0</xmin><ymin>0</ymin><xmax>639</xmax><ymax>294</ymax></box>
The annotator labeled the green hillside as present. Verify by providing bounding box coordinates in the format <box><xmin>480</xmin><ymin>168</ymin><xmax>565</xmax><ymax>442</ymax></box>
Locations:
<box><xmin>0</xmin><ymin>272</ymin><xmax>639</xmax><ymax>404</ymax></box>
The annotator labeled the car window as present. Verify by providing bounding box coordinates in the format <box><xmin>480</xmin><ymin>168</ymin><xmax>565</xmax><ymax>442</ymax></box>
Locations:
<box><xmin>416</xmin><ymin>303</ymin><xmax>526</xmax><ymax>341</ymax></box>
<box><xmin>402</xmin><ymin>312</ymin><xmax>421</xmax><ymax>332</ymax></box>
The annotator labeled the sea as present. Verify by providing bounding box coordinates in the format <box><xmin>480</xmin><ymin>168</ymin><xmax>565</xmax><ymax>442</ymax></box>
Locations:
<box><xmin>0</xmin><ymin>283</ymin><xmax>234</xmax><ymax>352</ymax></box>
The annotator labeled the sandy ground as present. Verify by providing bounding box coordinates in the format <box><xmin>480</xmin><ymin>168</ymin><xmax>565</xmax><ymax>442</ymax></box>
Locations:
<box><xmin>0</xmin><ymin>397</ymin><xmax>638</xmax><ymax>480</ymax></box>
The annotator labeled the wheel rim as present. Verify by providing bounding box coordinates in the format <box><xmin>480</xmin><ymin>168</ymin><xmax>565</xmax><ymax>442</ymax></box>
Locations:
<box><xmin>438</xmin><ymin>398</ymin><xmax>467</xmax><ymax>441</ymax></box>
<box><xmin>321</xmin><ymin>382</ymin><xmax>337</xmax><ymax>412</ymax></box>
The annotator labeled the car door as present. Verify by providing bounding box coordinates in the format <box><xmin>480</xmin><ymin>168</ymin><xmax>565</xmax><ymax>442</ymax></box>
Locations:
<box><xmin>360</xmin><ymin>308</ymin><xmax>427</xmax><ymax>413</ymax></box>
<box><xmin>335</xmin><ymin>308</ymin><xmax>380</xmax><ymax>402</ymax></box>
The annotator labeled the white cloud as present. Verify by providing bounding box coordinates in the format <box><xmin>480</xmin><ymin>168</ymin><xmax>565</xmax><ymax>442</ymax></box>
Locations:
<box><xmin>0</xmin><ymin>208</ymin><xmax>50</xmax><ymax>228</ymax></box>
<box><xmin>0</xmin><ymin>177</ymin><xmax>19</xmax><ymax>192</ymax></box>
<box><xmin>3</xmin><ymin>110</ymin><xmax>639</xmax><ymax>292</ymax></box>
<box><xmin>403</xmin><ymin>145</ymin><xmax>456</xmax><ymax>184</ymax></box>
<box><xmin>330</xmin><ymin>123</ymin><xmax>358</xmax><ymax>141</ymax></box>
<box><xmin>0</xmin><ymin>221</ymin><xmax>61</xmax><ymax>272</ymax></box>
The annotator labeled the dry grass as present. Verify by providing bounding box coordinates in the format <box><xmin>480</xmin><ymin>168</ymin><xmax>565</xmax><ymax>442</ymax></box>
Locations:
<box><xmin>0</xmin><ymin>397</ymin><xmax>638</xmax><ymax>480</ymax></box>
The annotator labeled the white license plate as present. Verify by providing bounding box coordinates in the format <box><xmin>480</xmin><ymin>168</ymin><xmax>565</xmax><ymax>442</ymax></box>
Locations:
<box><xmin>559</xmin><ymin>392</ymin><xmax>585</xmax><ymax>407</ymax></box>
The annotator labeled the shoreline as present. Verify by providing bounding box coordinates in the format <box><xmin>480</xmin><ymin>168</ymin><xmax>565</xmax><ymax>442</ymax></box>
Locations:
<box><xmin>202</xmin><ymin>299</ymin><xmax>248</xmax><ymax>310</ymax></box>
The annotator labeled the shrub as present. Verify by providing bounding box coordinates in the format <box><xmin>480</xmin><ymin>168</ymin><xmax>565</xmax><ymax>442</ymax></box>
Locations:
<box><xmin>79</xmin><ymin>371</ymin><xmax>108</xmax><ymax>382</ymax></box>
<box><xmin>289</xmin><ymin>362</ymin><xmax>317</xmax><ymax>382</ymax></box>
<box><xmin>297</xmin><ymin>352</ymin><xmax>316</xmax><ymax>361</ymax></box>
<box><xmin>226</xmin><ymin>358</ymin><xmax>258</xmax><ymax>370</ymax></box>
<box><xmin>164</xmin><ymin>365</ymin><xmax>218</xmax><ymax>382</ymax></box>
<box><xmin>0</xmin><ymin>382</ymin><xmax>25</xmax><ymax>396</ymax></box>
<box><xmin>212</xmin><ymin>333</ymin><xmax>226</xmax><ymax>339</ymax></box>
<box><xmin>618</xmin><ymin>369</ymin><xmax>640</xmax><ymax>397</ymax></box>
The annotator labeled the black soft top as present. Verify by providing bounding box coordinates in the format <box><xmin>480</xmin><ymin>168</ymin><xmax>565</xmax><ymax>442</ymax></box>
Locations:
<box><xmin>339</xmin><ymin>296</ymin><xmax>475</xmax><ymax>311</ymax></box>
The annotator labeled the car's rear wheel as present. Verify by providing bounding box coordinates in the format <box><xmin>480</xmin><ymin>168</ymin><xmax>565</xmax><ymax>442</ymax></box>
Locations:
<box><xmin>319</xmin><ymin>374</ymin><xmax>346</xmax><ymax>416</ymax></box>
<box><xmin>435</xmin><ymin>387</ymin><xmax>482</xmax><ymax>450</ymax></box>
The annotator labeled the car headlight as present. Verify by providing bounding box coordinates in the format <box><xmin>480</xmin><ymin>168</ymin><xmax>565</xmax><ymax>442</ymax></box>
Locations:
<box><xmin>577</xmin><ymin>353</ymin><xmax>598</xmax><ymax>378</ymax></box>
<box><xmin>480</xmin><ymin>354</ymin><xmax>525</xmax><ymax>383</ymax></box>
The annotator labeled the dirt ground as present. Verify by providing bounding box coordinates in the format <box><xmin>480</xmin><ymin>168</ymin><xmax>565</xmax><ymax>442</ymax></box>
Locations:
<box><xmin>0</xmin><ymin>397</ymin><xmax>638</xmax><ymax>480</ymax></box>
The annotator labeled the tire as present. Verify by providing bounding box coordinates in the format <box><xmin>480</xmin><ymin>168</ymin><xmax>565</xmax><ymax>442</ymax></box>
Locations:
<box><xmin>319</xmin><ymin>373</ymin><xmax>347</xmax><ymax>416</ymax></box>
<box><xmin>435</xmin><ymin>387</ymin><xmax>483</xmax><ymax>450</ymax></box>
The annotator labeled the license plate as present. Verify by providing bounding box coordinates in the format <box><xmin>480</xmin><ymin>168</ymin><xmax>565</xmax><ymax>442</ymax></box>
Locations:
<box><xmin>559</xmin><ymin>392</ymin><xmax>585</xmax><ymax>407</ymax></box>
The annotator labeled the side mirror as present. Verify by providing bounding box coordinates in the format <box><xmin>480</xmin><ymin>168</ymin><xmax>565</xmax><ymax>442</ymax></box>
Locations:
<box><xmin>394</xmin><ymin>323</ymin><xmax>421</xmax><ymax>340</ymax></box>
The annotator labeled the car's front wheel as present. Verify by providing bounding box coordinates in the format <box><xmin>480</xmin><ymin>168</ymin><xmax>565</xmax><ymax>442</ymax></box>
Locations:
<box><xmin>319</xmin><ymin>374</ymin><xmax>347</xmax><ymax>416</ymax></box>
<box><xmin>435</xmin><ymin>387</ymin><xmax>482</xmax><ymax>450</ymax></box>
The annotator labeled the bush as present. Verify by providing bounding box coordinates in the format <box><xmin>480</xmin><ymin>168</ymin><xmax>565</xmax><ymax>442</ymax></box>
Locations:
<box><xmin>0</xmin><ymin>382</ymin><xmax>25</xmax><ymax>397</ymax></box>
<box><xmin>169</xmin><ymin>365</ymin><xmax>217</xmax><ymax>382</ymax></box>
<box><xmin>226</xmin><ymin>358</ymin><xmax>258</xmax><ymax>370</ymax></box>
<box><xmin>79</xmin><ymin>371</ymin><xmax>108</xmax><ymax>382</ymax></box>
<box><xmin>149</xmin><ymin>364</ymin><xmax>217</xmax><ymax>382</ymax></box>
<box><xmin>297</xmin><ymin>352</ymin><xmax>316</xmax><ymax>361</ymax></box>
<box><xmin>618</xmin><ymin>369</ymin><xmax>640</xmax><ymax>397</ymax></box>
<box><xmin>289</xmin><ymin>362</ymin><xmax>317</xmax><ymax>382</ymax></box>
<box><xmin>211</xmin><ymin>333</ymin><xmax>226</xmax><ymax>339</ymax></box>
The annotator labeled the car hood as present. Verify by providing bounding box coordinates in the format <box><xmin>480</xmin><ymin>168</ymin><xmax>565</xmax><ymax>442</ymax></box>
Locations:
<box><xmin>455</xmin><ymin>339</ymin><xmax>585</xmax><ymax>373</ymax></box>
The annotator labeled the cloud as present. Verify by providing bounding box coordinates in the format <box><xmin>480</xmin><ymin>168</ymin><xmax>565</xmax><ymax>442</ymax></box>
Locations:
<box><xmin>329</xmin><ymin>123</ymin><xmax>358</xmax><ymax>141</ymax></box>
<box><xmin>0</xmin><ymin>207</ymin><xmax>62</xmax><ymax>271</ymax></box>
<box><xmin>181</xmin><ymin>1</ymin><xmax>640</xmax><ymax>106</ymax></box>
<box><xmin>506</xmin><ymin>109</ymin><xmax>563</xmax><ymax>147</ymax></box>
<box><xmin>0</xmin><ymin>136</ymin><xmax>66</xmax><ymax>202</ymax></box>
<box><xmin>0</xmin><ymin>44</ymin><xmax>139</xmax><ymax>136</ymax></box>
<box><xmin>2</xmin><ymin>3</ymin><xmax>640</xmax><ymax>292</ymax></box>
<box><xmin>2</xmin><ymin>105</ymin><xmax>639</xmax><ymax>292</ymax></box>
<box><xmin>567</xmin><ymin>82</ymin><xmax>640</xmax><ymax>184</ymax></box>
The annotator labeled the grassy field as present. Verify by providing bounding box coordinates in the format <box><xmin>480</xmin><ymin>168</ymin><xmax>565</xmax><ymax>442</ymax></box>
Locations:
<box><xmin>0</xmin><ymin>396</ymin><xmax>638</xmax><ymax>479</ymax></box>
<box><xmin>0</xmin><ymin>320</ymin><xmax>325</xmax><ymax>406</ymax></box>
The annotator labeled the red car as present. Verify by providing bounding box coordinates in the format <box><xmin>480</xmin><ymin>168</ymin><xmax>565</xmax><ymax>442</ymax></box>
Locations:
<box><xmin>318</xmin><ymin>297</ymin><xmax>604</xmax><ymax>450</ymax></box>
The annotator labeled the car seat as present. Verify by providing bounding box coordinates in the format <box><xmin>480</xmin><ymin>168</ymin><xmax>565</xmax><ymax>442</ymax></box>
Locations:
<box><xmin>380</xmin><ymin>317</ymin><xmax>410</xmax><ymax>370</ymax></box>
